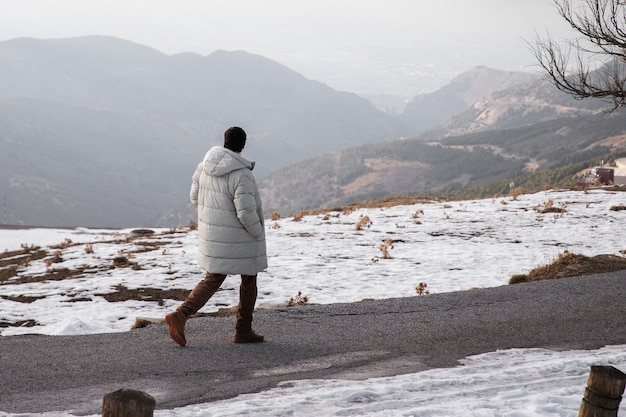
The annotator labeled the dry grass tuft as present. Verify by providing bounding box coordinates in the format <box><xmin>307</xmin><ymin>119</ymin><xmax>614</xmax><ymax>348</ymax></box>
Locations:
<box><xmin>355</xmin><ymin>215</ymin><xmax>372</xmax><ymax>231</ymax></box>
<box><xmin>378</xmin><ymin>238</ymin><xmax>394</xmax><ymax>259</ymax></box>
<box><xmin>536</xmin><ymin>199</ymin><xmax>567</xmax><ymax>215</ymax></box>
<box><xmin>269</xmin><ymin>211</ymin><xmax>281</xmax><ymax>221</ymax></box>
<box><xmin>292</xmin><ymin>211</ymin><xmax>306</xmax><ymax>221</ymax></box>
<box><xmin>415</xmin><ymin>282</ymin><xmax>429</xmax><ymax>296</ymax></box>
<box><xmin>50</xmin><ymin>238</ymin><xmax>73</xmax><ymax>249</ymax></box>
<box><xmin>509</xmin><ymin>250</ymin><xmax>626</xmax><ymax>284</ymax></box>
<box><xmin>510</xmin><ymin>187</ymin><xmax>525</xmax><ymax>200</ymax></box>
<box><xmin>412</xmin><ymin>209</ymin><xmax>424</xmax><ymax>219</ymax></box>
<box><xmin>287</xmin><ymin>291</ymin><xmax>309</xmax><ymax>306</ymax></box>
<box><xmin>276</xmin><ymin>195</ymin><xmax>443</xmax><ymax>222</ymax></box>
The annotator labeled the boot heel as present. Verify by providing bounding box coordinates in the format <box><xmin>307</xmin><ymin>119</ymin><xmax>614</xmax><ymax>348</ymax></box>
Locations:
<box><xmin>233</xmin><ymin>330</ymin><xmax>264</xmax><ymax>343</ymax></box>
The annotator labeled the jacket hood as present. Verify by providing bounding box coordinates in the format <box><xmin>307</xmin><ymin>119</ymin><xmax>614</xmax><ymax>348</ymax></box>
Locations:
<box><xmin>202</xmin><ymin>146</ymin><xmax>255</xmax><ymax>177</ymax></box>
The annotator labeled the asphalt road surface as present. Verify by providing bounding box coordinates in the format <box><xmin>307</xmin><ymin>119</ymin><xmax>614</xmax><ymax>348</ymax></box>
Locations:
<box><xmin>1</xmin><ymin>271</ymin><xmax>625</xmax><ymax>415</ymax></box>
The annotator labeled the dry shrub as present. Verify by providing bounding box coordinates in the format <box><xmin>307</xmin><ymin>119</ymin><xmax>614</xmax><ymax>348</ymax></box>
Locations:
<box><xmin>292</xmin><ymin>211</ymin><xmax>306</xmax><ymax>222</ymax></box>
<box><xmin>510</xmin><ymin>187</ymin><xmax>525</xmax><ymax>200</ymax></box>
<box><xmin>509</xmin><ymin>250</ymin><xmax>626</xmax><ymax>284</ymax></box>
<box><xmin>379</xmin><ymin>238</ymin><xmax>394</xmax><ymax>259</ymax></box>
<box><xmin>537</xmin><ymin>199</ymin><xmax>567</xmax><ymax>215</ymax></box>
<box><xmin>269</xmin><ymin>211</ymin><xmax>281</xmax><ymax>221</ymax></box>
<box><xmin>415</xmin><ymin>282</ymin><xmax>429</xmax><ymax>296</ymax></box>
<box><xmin>287</xmin><ymin>291</ymin><xmax>309</xmax><ymax>306</ymax></box>
<box><xmin>20</xmin><ymin>243</ymin><xmax>37</xmax><ymax>252</ymax></box>
<box><xmin>509</xmin><ymin>274</ymin><xmax>529</xmax><ymax>284</ymax></box>
<box><xmin>356</xmin><ymin>215</ymin><xmax>372</xmax><ymax>231</ymax></box>
<box><xmin>50</xmin><ymin>238</ymin><xmax>73</xmax><ymax>249</ymax></box>
<box><xmin>188</xmin><ymin>219</ymin><xmax>198</xmax><ymax>230</ymax></box>
<box><xmin>412</xmin><ymin>209</ymin><xmax>424</xmax><ymax>224</ymax></box>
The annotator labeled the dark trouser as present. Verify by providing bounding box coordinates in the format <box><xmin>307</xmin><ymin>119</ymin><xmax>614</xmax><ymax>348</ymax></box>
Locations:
<box><xmin>178</xmin><ymin>272</ymin><xmax>258</xmax><ymax>333</ymax></box>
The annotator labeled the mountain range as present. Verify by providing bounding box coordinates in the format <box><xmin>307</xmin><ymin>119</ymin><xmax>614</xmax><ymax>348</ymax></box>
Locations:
<box><xmin>255</xmin><ymin>64</ymin><xmax>621</xmax><ymax>215</ymax></box>
<box><xmin>257</xmin><ymin>112</ymin><xmax>626</xmax><ymax>216</ymax></box>
<box><xmin>0</xmin><ymin>36</ymin><xmax>622</xmax><ymax>227</ymax></box>
<box><xmin>0</xmin><ymin>36</ymin><xmax>406</xmax><ymax>227</ymax></box>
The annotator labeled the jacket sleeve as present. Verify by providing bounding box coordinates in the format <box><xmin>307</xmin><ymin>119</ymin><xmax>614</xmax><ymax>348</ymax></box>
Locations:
<box><xmin>190</xmin><ymin>163</ymin><xmax>202</xmax><ymax>208</ymax></box>
<box><xmin>233</xmin><ymin>170</ymin><xmax>264</xmax><ymax>238</ymax></box>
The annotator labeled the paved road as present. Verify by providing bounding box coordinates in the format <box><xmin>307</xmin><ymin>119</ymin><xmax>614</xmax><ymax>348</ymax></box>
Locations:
<box><xmin>1</xmin><ymin>272</ymin><xmax>625</xmax><ymax>415</ymax></box>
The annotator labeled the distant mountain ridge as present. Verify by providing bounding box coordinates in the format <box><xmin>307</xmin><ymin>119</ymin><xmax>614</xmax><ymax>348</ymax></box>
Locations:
<box><xmin>0</xmin><ymin>36</ymin><xmax>406</xmax><ymax>169</ymax></box>
<box><xmin>0</xmin><ymin>36</ymin><xmax>406</xmax><ymax>227</ymax></box>
<box><xmin>1</xmin><ymin>36</ymin><xmax>619</xmax><ymax>227</ymax></box>
<box><xmin>255</xmin><ymin>63</ymin><xmax>618</xmax><ymax>215</ymax></box>
<box><xmin>400</xmin><ymin>66</ymin><xmax>538</xmax><ymax>133</ymax></box>
<box><xmin>425</xmin><ymin>76</ymin><xmax>607</xmax><ymax>139</ymax></box>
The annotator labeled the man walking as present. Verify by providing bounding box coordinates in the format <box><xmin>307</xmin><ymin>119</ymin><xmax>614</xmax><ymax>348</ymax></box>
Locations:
<box><xmin>165</xmin><ymin>126</ymin><xmax>267</xmax><ymax>346</ymax></box>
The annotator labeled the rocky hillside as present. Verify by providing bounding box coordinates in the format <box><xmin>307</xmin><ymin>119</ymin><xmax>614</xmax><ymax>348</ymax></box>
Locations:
<box><xmin>423</xmin><ymin>76</ymin><xmax>608</xmax><ymax>139</ymax></box>
<box><xmin>257</xmin><ymin>111</ymin><xmax>626</xmax><ymax>215</ymax></box>
<box><xmin>400</xmin><ymin>66</ymin><xmax>538</xmax><ymax>134</ymax></box>
<box><xmin>255</xmin><ymin>63</ymin><xmax>617</xmax><ymax>216</ymax></box>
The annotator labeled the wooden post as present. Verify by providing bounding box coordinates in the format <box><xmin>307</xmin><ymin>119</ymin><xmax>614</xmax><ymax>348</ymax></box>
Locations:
<box><xmin>102</xmin><ymin>389</ymin><xmax>156</xmax><ymax>417</ymax></box>
<box><xmin>579</xmin><ymin>366</ymin><xmax>626</xmax><ymax>417</ymax></box>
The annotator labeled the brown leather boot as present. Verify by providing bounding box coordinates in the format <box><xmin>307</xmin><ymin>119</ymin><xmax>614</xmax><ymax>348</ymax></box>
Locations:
<box><xmin>233</xmin><ymin>329</ymin><xmax>264</xmax><ymax>343</ymax></box>
<box><xmin>233</xmin><ymin>274</ymin><xmax>264</xmax><ymax>343</ymax></box>
<box><xmin>165</xmin><ymin>310</ymin><xmax>188</xmax><ymax>347</ymax></box>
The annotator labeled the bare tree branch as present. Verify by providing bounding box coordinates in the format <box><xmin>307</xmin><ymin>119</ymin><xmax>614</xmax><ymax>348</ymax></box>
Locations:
<box><xmin>532</xmin><ymin>0</ymin><xmax>626</xmax><ymax>112</ymax></box>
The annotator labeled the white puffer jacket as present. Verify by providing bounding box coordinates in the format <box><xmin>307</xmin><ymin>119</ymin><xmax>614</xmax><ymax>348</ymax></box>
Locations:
<box><xmin>190</xmin><ymin>146</ymin><xmax>267</xmax><ymax>275</ymax></box>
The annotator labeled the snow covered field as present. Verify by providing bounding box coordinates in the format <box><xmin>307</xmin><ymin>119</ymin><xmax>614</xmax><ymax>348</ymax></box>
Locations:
<box><xmin>1</xmin><ymin>188</ymin><xmax>625</xmax><ymax>416</ymax></box>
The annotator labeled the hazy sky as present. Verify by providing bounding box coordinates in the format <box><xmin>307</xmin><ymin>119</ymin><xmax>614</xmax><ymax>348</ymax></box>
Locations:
<box><xmin>0</xmin><ymin>1</ymin><xmax>574</xmax><ymax>96</ymax></box>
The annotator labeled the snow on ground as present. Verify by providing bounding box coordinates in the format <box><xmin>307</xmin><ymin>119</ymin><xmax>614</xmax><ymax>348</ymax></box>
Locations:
<box><xmin>156</xmin><ymin>345</ymin><xmax>626</xmax><ymax>417</ymax></box>
<box><xmin>1</xmin><ymin>188</ymin><xmax>625</xmax><ymax>416</ymax></box>
<box><xmin>1</xmin><ymin>188</ymin><xmax>624</xmax><ymax>337</ymax></box>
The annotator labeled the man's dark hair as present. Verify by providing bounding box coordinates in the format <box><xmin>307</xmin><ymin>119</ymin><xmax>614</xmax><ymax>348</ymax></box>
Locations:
<box><xmin>224</xmin><ymin>126</ymin><xmax>247</xmax><ymax>153</ymax></box>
